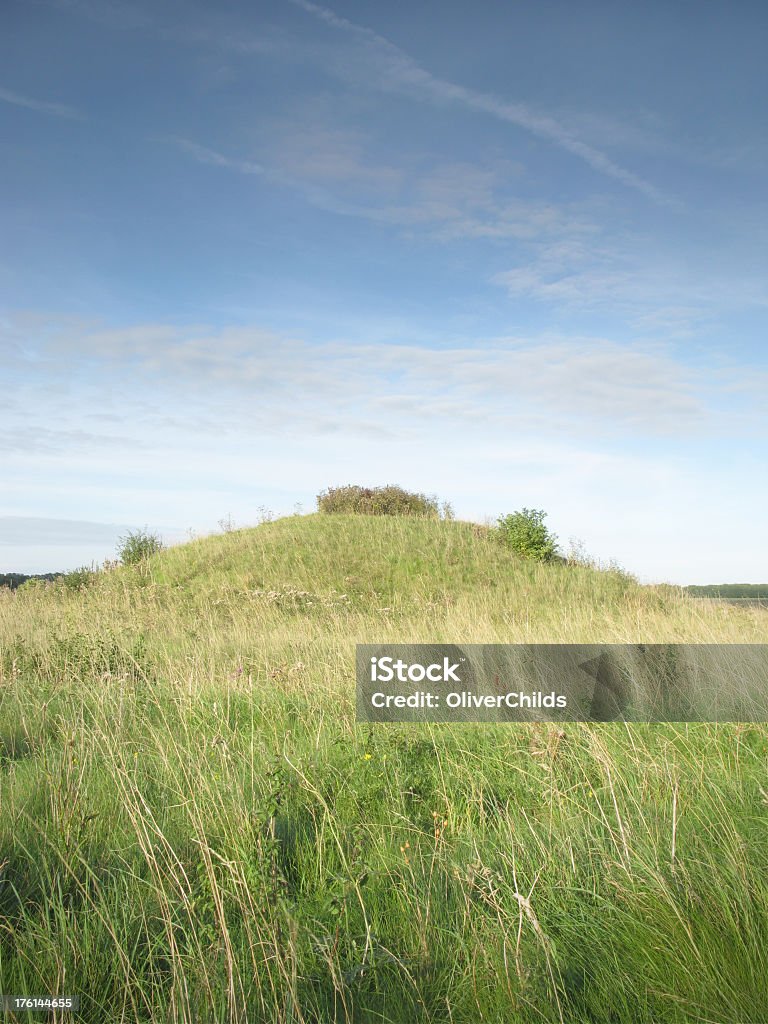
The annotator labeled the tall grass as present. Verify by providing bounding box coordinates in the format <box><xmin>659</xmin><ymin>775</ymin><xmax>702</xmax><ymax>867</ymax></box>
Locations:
<box><xmin>1</xmin><ymin>515</ymin><xmax>766</xmax><ymax>1022</ymax></box>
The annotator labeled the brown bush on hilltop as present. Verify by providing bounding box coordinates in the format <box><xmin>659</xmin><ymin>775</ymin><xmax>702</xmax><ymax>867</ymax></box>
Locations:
<box><xmin>316</xmin><ymin>484</ymin><xmax>444</xmax><ymax>518</ymax></box>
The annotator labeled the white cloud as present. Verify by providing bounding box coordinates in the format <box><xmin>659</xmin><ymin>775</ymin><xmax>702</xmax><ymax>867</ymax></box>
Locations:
<box><xmin>7</xmin><ymin>314</ymin><xmax>761</xmax><ymax>445</ymax></box>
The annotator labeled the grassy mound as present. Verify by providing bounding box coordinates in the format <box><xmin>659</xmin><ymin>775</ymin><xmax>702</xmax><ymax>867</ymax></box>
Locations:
<box><xmin>1</xmin><ymin>515</ymin><xmax>767</xmax><ymax>1023</ymax></box>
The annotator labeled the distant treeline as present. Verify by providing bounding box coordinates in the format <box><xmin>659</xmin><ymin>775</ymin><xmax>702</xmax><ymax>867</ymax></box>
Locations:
<box><xmin>685</xmin><ymin>584</ymin><xmax>768</xmax><ymax>599</ymax></box>
<box><xmin>0</xmin><ymin>572</ymin><xmax>63</xmax><ymax>590</ymax></box>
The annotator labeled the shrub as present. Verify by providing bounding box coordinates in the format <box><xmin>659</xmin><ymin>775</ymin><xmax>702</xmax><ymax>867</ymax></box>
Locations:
<box><xmin>496</xmin><ymin>508</ymin><xmax>559</xmax><ymax>562</ymax></box>
<box><xmin>117</xmin><ymin>528</ymin><xmax>164</xmax><ymax>565</ymax></box>
<box><xmin>61</xmin><ymin>565</ymin><xmax>98</xmax><ymax>591</ymax></box>
<box><xmin>317</xmin><ymin>484</ymin><xmax>441</xmax><ymax>518</ymax></box>
<box><xmin>16</xmin><ymin>576</ymin><xmax>47</xmax><ymax>593</ymax></box>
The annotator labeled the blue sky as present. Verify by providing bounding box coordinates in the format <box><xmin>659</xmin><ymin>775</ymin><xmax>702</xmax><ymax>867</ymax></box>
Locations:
<box><xmin>2</xmin><ymin>0</ymin><xmax>766</xmax><ymax>583</ymax></box>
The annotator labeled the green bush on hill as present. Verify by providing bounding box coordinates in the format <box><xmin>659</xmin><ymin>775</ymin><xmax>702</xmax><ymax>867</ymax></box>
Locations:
<box><xmin>116</xmin><ymin>528</ymin><xmax>164</xmax><ymax>565</ymax></box>
<box><xmin>497</xmin><ymin>507</ymin><xmax>559</xmax><ymax>562</ymax></box>
<box><xmin>317</xmin><ymin>484</ymin><xmax>443</xmax><ymax>518</ymax></box>
<box><xmin>60</xmin><ymin>565</ymin><xmax>98</xmax><ymax>591</ymax></box>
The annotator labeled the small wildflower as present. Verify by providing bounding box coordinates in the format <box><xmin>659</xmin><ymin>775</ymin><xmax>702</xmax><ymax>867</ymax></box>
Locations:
<box><xmin>363</xmin><ymin>753</ymin><xmax>372</xmax><ymax>760</ymax></box>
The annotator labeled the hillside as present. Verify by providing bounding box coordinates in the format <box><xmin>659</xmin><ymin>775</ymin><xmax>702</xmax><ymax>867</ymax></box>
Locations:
<box><xmin>1</xmin><ymin>515</ymin><xmax>767</xmax><ymax>1023</ymax></box>
<box><xmin>12</xmin><ymin>512</ymin><xmax>763</xmax><ymax>644</ymax></box>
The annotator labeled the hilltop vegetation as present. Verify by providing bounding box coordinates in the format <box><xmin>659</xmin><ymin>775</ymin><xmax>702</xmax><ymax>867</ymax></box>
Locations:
<box><xmin>1</xmin><ymin>513</ymin><xmax>767</xmax><ymax>1023</ymax></box>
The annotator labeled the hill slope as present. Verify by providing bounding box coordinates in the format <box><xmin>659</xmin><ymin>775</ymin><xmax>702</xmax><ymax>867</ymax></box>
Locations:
<box><xmin>1</xmin><ymin>515</ymin><xmax>767</xmax><ymax>1023</ymax></box>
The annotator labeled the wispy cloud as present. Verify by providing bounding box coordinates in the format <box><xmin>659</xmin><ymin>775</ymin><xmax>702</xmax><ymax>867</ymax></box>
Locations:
<box><xmin>167</xmin><ymin>137</ymin><xmax>265</xmax><ymax>175</ymax></box>
<box><xmin>170</xmin><ymin>120</ymin><xmax>592</xmax><ymax>244</ymax></box>
<box><xmin>270</xmin><ymin>124</ymin><xmax>404</xmax><ymax>193</ymax></box>
<box><xmin>0</xmin><ymin>86</ymin><xmax>83</xmax><ymax>120</ymax></box>
<box><xmin>554</xmin><ymin>106</ymin><xmax>768</xmax><ymax>174</ymax></box>
<box><xmin>0</xmin><ymin>427</ymin><xmax>148</xmax><ymax>456</ymax></box>
<box><xmin>287</xmin><ymin>0</ymin><xmax>670</xmax><ymax>204</ymax></box>
<box><xmin>491</xmin><ymin>234</ymin><xmax>765</xmax><ymax>332</ymax></box>
<box><xmin>9</xmin><ymin>314</ymin><xmax>755</xmax><ymax>441</ymax></box>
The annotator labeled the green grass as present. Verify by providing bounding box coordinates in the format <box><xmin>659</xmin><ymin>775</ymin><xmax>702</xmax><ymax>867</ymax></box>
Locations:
<box><xmin>1</xmin><ymin>514</ymin><xmax>767</xmax><ymax>1023</ymax></box>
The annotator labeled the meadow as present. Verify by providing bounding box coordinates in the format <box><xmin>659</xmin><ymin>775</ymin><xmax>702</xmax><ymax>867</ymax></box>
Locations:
<box><xmin>1</xmin><ymin>514</ymin><xmax>767</xmax><ymax>1023</ymax></box>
